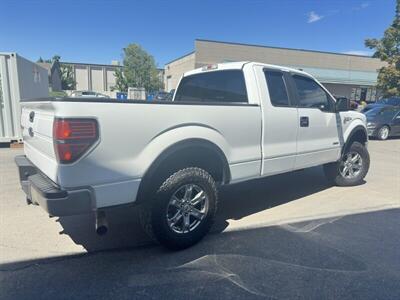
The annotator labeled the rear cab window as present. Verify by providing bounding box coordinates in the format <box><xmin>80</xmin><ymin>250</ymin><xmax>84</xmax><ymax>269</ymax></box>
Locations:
<box><xmin>174</xmin><ymin>70</ymin><xmax>248</xmax><ymax>103</ymax></box>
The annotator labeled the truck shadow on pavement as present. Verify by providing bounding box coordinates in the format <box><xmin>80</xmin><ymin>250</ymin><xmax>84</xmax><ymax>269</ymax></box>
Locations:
<box><xmin>54</xmin><ymin>165</ymin><xmax>337</xmax><ymax>252</ymax></box>
<box><xmin>1</xmin><ymin>208</ymin><xmax>399</xmax><ymax>300</ymax></box>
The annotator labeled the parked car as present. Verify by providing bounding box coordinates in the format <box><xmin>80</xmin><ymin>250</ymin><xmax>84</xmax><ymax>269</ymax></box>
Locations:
<box><xmin>377</xmin><ymin>97</ymin><xmax>400</xmax><ymax>106</ymax></box>
<box><xmin>166</xmin><ymin>89</ymin><xmax>175</xmax><ymax>101</ymax></box>
<box><xmin>70</xmin><ymin>90</ymin><xmax>110</xmax><ymax>98</ymax></box>
<box><xmin>361</xmin><ymin>96</ymin><xmax>400</xmax><ymax>113</ymax></box>
<box><xmin>335</xmin><ymin>96</ymin><xmax>358</xmax><ymax>110</ymax></box>
<box><xmin>16</xmin><ymin>62</ymin><xmax>370</xmax><ymax>249</ymax></box>
<box><xmin>154</xmin><ymin>91</ymin><xmax>170</xmax><ymax>101</ymax></box>
<box><xmin>364</xmin><ymin>106</ymin><xmax>400</xmax><ymax>140</ymax></box>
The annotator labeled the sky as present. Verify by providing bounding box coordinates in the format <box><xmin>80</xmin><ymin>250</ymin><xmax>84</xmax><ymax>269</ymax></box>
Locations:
<box><xmin>0</xmin><ymin>0</ymin><xmax>396</xmax><ymax>67</ymax></box>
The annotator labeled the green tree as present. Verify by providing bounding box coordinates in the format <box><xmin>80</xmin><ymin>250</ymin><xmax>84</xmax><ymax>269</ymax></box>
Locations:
<box><xmin>60</xmin><ymin>64</ymin><xmax>76</xmax><ymax>90</ymax></box>
<box><xmin>111</xmin><ymin>68</ymin><xmax>128</xmax><ymax>92</ymax></box>
<box><xmin>52</xmin><ymin>55</ymin><xmax>60</xmax><ymax>62</ymax></box>
<box><xmin>365</xmin><ymin>0</ymin><xmax>400</xmax><ymax>97</ymax></box>
<box><xmin>114</xmin><ymin>44</ymin><xmax>162</xmax><ymax>92</ymax></box>
<box><xmin>37</xmin><ymin>55</ymin><xmax>75</xmax><ymax>90</ymax></box>
<box><xmin>37</xmin><ymin>55</ymin><xmax>60</xmax><ymax>64</ymax></box>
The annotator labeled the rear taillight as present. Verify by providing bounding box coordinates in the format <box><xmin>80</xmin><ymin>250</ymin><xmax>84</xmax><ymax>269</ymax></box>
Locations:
<box><xmin>53</xmin><ymin>118</ymin><xmax>99</xmax><ymax>163</ymax></box>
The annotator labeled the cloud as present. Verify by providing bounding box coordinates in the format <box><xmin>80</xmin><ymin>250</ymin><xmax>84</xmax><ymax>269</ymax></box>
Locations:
<box><xmin>307</xmin><ymin>11</ymin><xmax>324</xmax><ymax>23</ymax></box>
<box><xmin>342</xmin><ymin>50</ymin><xmax>372</xmax><ymax>56</ymax></box>
<box><xmin>305</xmin><ymin>3</ymin><xmax>369</xmax><ymax>25</ymax></box>
<box><xmin>353</xmin><ymin>2</ymin><xmax>370</xmax><ymax>10</ymax></box>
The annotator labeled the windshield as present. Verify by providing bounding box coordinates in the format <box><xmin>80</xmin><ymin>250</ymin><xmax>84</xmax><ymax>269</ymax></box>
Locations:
<box><xmin>365</xmin><ymin>107</ymin><xmax>381</xmax><ymax>117</ymax></box>
<box><xmin>377</xmin><ymin>97</ymin><xmax>400</xmax><ymax>105</ymax></box>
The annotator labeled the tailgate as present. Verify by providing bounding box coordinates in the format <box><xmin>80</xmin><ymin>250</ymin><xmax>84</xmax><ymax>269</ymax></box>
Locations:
<box><xmin>21</xmin><ymin>102</ymin><xmax>58</xmax><ymax>183</ymax></box>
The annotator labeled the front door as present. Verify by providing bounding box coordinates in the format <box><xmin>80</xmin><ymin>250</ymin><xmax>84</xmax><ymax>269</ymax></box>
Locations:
<box><xmin>289</xmin><ymin>74</ymin><xmax>341</xmax><ymax>169</ymax></box>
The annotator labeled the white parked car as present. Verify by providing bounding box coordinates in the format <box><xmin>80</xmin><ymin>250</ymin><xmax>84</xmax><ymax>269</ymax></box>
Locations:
<box><xmin>16</xmin><ymin>62</ymin><xmax>370</xmax><ymax>249</ymax></box>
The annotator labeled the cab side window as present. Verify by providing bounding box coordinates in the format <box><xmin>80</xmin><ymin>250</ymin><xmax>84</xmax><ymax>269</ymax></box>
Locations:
<box><xmin>292</xmin><ymin>75</ymin><xmax>332</xmax><ymax>111</ymax></box>
<box><xmin>380</xmin><ymin>108</ymin><xmax>397</xmax><ymax>119</ymax></box>
<box><xmin>264</xmin><ymin>70</ymin><xmax>290</xmax><ymax>107</ymax></box>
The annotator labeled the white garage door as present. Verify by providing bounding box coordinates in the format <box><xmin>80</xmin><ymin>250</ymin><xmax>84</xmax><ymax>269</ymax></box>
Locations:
<box><xmin>75</xmin><ymin>66</ymin><xmax>88</xmax><ymax>91</ymax></box>
<box><xmin>90</xmin><ymin>67</ymin><xmax>103</xmax><ymax>92</ymax></box>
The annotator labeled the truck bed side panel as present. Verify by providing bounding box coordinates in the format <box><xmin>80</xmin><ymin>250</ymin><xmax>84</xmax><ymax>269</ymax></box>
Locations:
<box><xmin>21</xmin><ymin>100</ymin><xmax>262</xmax><ymax>207</ymax></box>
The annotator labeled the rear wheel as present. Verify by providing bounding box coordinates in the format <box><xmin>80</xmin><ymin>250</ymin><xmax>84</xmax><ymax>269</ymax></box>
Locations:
<box><xmin>323</xmin><ymin>142</ymin><xmax>369</xmax><ymax>186</ymax></box>
<box><xmin>377</xmin><ymin>126</ymin><xmax>390</xmax><ymax>140</ymax></box>
<box><xmin>139</xmin><ymin>167</ymin><xmax>218</xmax><ymax>250</ymax></box>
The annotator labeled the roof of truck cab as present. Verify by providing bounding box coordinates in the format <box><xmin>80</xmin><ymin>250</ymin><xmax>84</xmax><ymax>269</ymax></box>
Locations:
<box><xmin>184</xmin><ymin>61</ymin><xmax>313</xmax><ymax>77</ymax></box>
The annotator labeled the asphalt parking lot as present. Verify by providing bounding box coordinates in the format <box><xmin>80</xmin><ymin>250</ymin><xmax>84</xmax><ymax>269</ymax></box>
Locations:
<box><xmin>0</xmin><ymin>139</ymin><xmax>399</xmax><ymax>299</ymax></box>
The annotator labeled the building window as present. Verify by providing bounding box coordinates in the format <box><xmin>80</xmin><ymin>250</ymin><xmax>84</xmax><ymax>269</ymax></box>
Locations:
<box><xmin>351</xmin><ymin>87</ymin><xmax>377</xmax><ymax>102</ymax></box>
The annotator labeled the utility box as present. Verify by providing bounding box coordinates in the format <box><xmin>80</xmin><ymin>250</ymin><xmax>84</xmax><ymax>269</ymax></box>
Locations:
<box><xmin>128</xmin><ymin>87</ymin><xmax>146</xmax><ymax>100</ymax></box>
<box><xmin>0</xmin><ymin>53</ymin><xmax>49</xmax><ymax>143</ymax></box>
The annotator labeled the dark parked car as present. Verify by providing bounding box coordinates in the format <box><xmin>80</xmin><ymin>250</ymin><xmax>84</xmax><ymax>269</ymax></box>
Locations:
<box><xmin>364</xmin><ymin>106</ymin><xmax>400</xmax><ymax>140</ymax></box>
<box><xmin>334</xmin><ymin>96</ymin><xmax>358</xmax><ymax>110</ymax></box>
<box><xmin>167</xmin><ymin>89</ymin><xmax>175</xmax><ymax>101</ymax></box>
<box><xmin>361</xmin><ymin>96</ymin><xmax>400</xmax><ymax>113</ymax></box>
<box><xmin>154</xmin><ymin>91</ymin><xmax>170</xmax><ymax>101</ymax></box>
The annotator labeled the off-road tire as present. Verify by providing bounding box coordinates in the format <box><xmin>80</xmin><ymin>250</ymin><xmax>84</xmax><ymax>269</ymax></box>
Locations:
<box><xmin>139</xmin><ymin>167</ymin><xmax>218</xmax><ymax>250</ymax></box>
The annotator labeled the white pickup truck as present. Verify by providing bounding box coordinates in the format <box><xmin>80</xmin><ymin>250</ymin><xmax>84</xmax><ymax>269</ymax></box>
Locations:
<box><xmin>16</xmin><ymin>62</ymin><xmax>370</xmax><ymax>249</ymax></box>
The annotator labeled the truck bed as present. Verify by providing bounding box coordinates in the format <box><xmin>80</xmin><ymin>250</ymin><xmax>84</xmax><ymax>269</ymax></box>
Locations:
<box><xmin>20</xmin><ymin>97</ymin><xmax>262</xmax><ymax>207</ymax></box>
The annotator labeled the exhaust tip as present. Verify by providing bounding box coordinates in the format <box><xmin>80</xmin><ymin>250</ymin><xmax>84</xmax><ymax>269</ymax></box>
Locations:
<box><xmin>95</xmin><ymin>210</ymin><xmax>108</xmax><ymax>236</ymax></box>
<box><xmin>96</xmin><ymin>225</ymin><xmax>108</xmax><ymax>236</ymax></box>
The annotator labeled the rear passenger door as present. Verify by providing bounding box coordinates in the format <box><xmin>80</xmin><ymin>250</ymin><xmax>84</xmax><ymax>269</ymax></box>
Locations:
<box><xmin>290</xmin><ymin>74</ymin><xmax>341</xmax><ymax>169</ymax></box>
<box><xmin>259</xmin><ymin>68</ymin><xmax>299</xmax><ymax>176</ymax></box>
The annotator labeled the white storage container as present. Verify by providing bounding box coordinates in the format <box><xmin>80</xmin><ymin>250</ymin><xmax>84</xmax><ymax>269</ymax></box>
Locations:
<box><xmin>0</xmin><ymin>53</ymin><xmax>49</xmax><ymax>143</ymax></box>
<box><xmin>128</xmin><ymin>87</ymin><xmax>146</xmax><ymax>100</ymax></box>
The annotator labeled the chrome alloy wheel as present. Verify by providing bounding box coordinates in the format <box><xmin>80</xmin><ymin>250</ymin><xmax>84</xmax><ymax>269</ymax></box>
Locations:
<box><xmin>339</xmin><ymin>151</ymin><xmax>363</xmax><ymax>179</ymax></box>
<box><xmin>166</xmin><ymin>184</ymin><xmax>209</xmax><ymax>234</ymax></box>
<box><xmin>379</xmin><ymin>127</ymin><xmax>389</xmax><ymax>140</ymax></box>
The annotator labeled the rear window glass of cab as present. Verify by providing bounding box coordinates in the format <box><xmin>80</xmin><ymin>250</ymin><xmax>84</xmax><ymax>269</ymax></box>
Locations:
<box><xmin>174</xmin><ymin>70</ymin><xmax>248</xmax><ymax>103</ymax></box>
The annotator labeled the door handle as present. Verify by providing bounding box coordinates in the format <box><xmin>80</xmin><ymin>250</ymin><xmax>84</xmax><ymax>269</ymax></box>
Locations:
<box><xmin>300</xmin><ymin>116</ymin><xmax>309</xmax><ymax>127</ymax></box>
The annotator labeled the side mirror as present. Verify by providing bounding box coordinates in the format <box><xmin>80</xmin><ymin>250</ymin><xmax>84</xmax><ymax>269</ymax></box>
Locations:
<box><xmin>336</xmin><ymin>98</ymin><xmax>350</xmax><ymax>112</ymax></box>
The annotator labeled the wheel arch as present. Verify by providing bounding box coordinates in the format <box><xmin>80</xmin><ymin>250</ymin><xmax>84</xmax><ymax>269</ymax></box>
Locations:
<box><xmin>378</xmin><ymin>124</ymin><xmax>391</xmax><ymax>130</ymax></box>
<box><xmin>342</xmin><ymin>125</ymin><xmax>368</xmax><ymax>154</ymax></box>
<box><xmin>136</xmin><ymin>138</ymin><xmax>231</xmax><ymax>204</ymax></box>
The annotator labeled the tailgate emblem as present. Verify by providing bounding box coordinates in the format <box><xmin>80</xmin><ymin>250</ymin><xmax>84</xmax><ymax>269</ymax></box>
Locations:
<box><xmin>29</xmin><ymin>111</ymin><xmax>35</xmax><ymax>122</ymax></box>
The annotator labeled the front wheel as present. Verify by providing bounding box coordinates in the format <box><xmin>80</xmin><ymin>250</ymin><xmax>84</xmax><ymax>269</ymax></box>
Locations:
<box><xmin>323</xmin><ymin>142</ymin><xmax>370</xmax><ymax>186</ymax></box>
<box><xmin>139</xmin><ymin>167</ymin><xmax>218</xmax><ymax>250</ymax></box>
